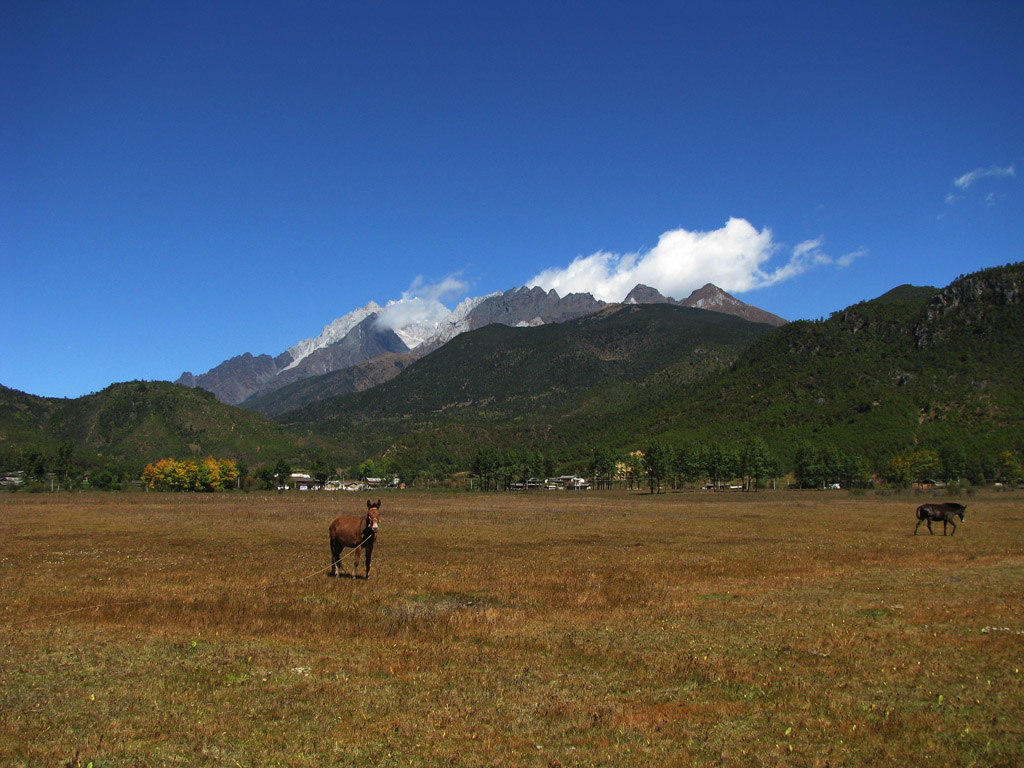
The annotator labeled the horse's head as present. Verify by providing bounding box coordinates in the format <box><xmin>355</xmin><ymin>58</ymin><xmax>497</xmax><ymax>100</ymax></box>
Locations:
<box><xmin>366</xmin><ymin>498</ymin><xmax>381</xmax><ymax>533</ymax></box>
<box><xmin>958</xmin><ymin>505</ymin><xmax>966</xmax><ymax>521</ymax></box>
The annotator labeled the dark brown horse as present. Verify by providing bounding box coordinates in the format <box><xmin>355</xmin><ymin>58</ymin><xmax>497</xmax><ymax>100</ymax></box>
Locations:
<box><xmin>914</xmin><ymin>502</ymin><xmax>966</xmax><ymax>536</ymax></box>
<box><xmin>329</xmin><ymin>499</ymin><xmax>381</xmax><ymax>578</ymax></box>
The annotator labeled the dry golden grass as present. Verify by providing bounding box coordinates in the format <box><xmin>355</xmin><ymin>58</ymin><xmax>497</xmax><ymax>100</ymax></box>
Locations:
<box><xmin>2</xmin><ymin>489</ymin><xmax>1022</xmax><ymax>767</ymax></box>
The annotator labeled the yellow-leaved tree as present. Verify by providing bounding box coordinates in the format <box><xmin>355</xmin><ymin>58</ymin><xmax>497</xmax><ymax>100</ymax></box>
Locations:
<box><xmin>142</xmin><ymin>457</ymin><xmax>238</xmax><ymax>492</ymax></box>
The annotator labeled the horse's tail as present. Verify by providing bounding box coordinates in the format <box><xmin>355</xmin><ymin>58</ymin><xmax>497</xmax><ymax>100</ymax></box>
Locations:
<box><xmin>915</xmin><ymin>504</ymin><xmax>928</xmax><ymax>521</ymax></box>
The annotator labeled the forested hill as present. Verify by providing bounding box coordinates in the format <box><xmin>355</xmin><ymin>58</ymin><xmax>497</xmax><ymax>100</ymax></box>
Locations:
<box><xmin>652</xmin><ymin>262</ymin><xmax>1024</xmax><ymax>470</ymax></box>
<box><xmin>0</xmin><ymin>380</ymin><xmax>317</xmax><ymax>476</ymax></box>
<box><xmin>275</xmin><ymin>302</ymin><xmax>778</xmax><ymax>465</ymax></box>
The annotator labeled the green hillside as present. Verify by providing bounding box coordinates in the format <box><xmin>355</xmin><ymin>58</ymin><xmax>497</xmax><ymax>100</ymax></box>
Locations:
<box><xmin>869</xmin><ymin>283</ymin><xmax>939</xmax><ymax>305</ymax></box>
<box><xmin>276</xmin><ymin>302</ymin><xmax>777</xmax><ymax>467</ymax></box>
<box><xmin>0</xmin><ymin>380</ymin><xmax>325</xmax><ymax>483</ymax></box>
<box><xmin>628</xmin><ymin>263</ymin><xmax>1024</xmax><ymax>479</ymax></box>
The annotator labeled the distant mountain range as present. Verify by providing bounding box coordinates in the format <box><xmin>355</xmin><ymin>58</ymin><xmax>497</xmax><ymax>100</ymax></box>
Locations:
<box><xmin>266</xmin><ymin>262</ymin><xmax>1024</xmax><ymax>472</ymax></box>
<box><xmin>3</xmin><ymin>263</ymin><xmax>1022</xmax><ymax>482</ymax></box>
<box><xmin>176</xmin><ymin>283</ymin><xmax>786</xmax><ymax>405</ymax></box>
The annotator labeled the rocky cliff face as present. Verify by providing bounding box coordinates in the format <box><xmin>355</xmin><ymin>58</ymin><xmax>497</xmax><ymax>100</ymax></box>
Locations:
<box><xmin>407</xmin><ymin>287</ymin><xmax>607</xmax><ymax>357</ymax></box>
<box><xmin>246</xmin><ymin>316</ymin><xmax>409</xmax><ymax>400</ymax></box>
<box><xmin>465</xmin><ymin>286</ymin><xmax>607</xmax><ymax>328</ymax></box>
<box><xmin>925</xmin><ymin>267</ymin><xmax>1022</xmax><ymax>321</ymax></box>
<box><xmin>176</xmin><ymin>351</ymin><xmax>292</xmax><ymax>406</ymax></box>
<box><xmin>915</xmin><ymin>264</ymin><xmax>1023</xmax><ymax>348</ymax></box>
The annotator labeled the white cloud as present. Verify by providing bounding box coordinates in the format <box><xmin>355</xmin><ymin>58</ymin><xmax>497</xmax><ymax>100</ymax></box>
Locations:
<box><xmin>402</xmin><ymin>273</ymin><xmax>469</xmax><ymax>303</ymax></box>
<box><xmin>835</xmin><ymin>248</ymin><xmax>868</xmax><ymax>268</ymax></box>
<box><xmin>946</xmin><ymin>164</ymin><xmax>1015</xmax><ymax>210</ymax></box>
<box><xmin>374</xmin><ymin>273</ymin><xmax>469</xmax><ymax>332</ymax></box>
<box><xmin>527</xmin><ymin>218</ymin><xmax>861</xmax><ymax>302</ymax></box>
<box><xmin>953</xmin><ymin>164</ymin><xmax>1016</xmax><ymax>191</ymax></box>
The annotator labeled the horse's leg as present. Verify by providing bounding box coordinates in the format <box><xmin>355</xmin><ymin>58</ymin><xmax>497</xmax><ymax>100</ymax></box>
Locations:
<box><xmin>915</xmin><ymin>518</ymin><xmax>923</xmax><ymax>535</ymax></box>
<box><xmin>330</xmin><ymin>540</ymin><xmax>340</xmax><ymax>577</ymax></box>
<box><xmin>364</xmin><ymin>541</ymin><xmax>374</xmax><ymax>579</ymax></box>
<box><xmin>926</xmin><ymin>519</ymin><xmax>934</xmax><ymax>535</ymax></box>
<box><xmin>943</xmin><ymin>519</ymin><xmax>948</xmax><ymax>536</ymax></box>
<box><xmin>949</xmin><ymin>519</ymin><xmax>956</xmax><ymax>536</ymax></box>
<box><xmin>352</xmin><ymin>545</ymin><xmax>361</xmax><ymax>578</ymax></box>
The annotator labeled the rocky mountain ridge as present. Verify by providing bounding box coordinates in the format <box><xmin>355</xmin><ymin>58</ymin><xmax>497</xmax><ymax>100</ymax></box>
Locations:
<box><xmin>626</xmin><ymin>283</ymin><xmax>788</xmax><ymax>326</ymax></box>
<box><xmin>177</xmin><ymin>283</ymin><xmax>785</xmax><ymax>405</ymax></box>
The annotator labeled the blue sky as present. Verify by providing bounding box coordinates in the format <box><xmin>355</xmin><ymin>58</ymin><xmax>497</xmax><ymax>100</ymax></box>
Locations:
<box><xmin>3</xmin><ymin>1</ymin><xmax>1021</xmax><ymax>399</ymax></box>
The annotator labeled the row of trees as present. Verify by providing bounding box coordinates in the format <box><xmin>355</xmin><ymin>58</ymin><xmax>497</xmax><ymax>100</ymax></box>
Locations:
<box><xmin>469</xmin><ymin>447</ymin><xmax>558</xmax><ymax>491</ymax></box>
<box><xmin>465</xmin><ymin>439</ymin><xmax>785</xmax><ymax>494</ymax></box>
<box><xmin>884</xmin><ymin>447</ymin><xmax>1023</xmax><ymax>487</ymax></box>
<box><xmin>10</xmin><ymin>442</ymin><xmax>77</xmax><ymax>489</ymax></box>
<box><xmin>6</xmin><ymin>438</ymin><xmax>1022</xmax><ymax>494</ymax></box>
<box><xmin>630</xmin><ymin>440</ymin><xmax>1022</xmax><ymax>493</ymax></box>
<box><xmin>589</xmin><ymin>438</ymin><xmax>785</xmax><ymax>494</ymax></box>
<box><xmin>6</xmin><ymin>442</ymin><xmax>138</xmax><ymax>490</ymax></box>
<box><xmin>467</xmin><ymin>439</ymin><xmax>1024</xmax><ymax>493</ymax></box>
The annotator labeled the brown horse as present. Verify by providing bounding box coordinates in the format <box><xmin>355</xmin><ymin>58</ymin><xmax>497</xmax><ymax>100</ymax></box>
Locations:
<box><xmin>329</xmin><ymin>499</ymin><xmax>381</xmax><ymax>578</ymax></box>
<box><xmin>914</xmin><ymin>502</ymin><xmax>966</xmax><ymax>536</ymax></box>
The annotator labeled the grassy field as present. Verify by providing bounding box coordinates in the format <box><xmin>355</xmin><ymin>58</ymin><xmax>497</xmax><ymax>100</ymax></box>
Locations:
<box><xmin>2</xmin><ymin>489</ymin><xmax>1022</xmax><ymax>767</ymax></box>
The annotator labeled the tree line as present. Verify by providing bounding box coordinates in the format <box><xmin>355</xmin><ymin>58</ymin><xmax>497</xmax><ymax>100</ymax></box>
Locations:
<box><xmin>587</xmin><ymin>438</ymin><xmax>784</xmax><ymax>494</ymax></box>
<box><xmin>6</xmin><ymin>438</ymin><xmax>1022</xmax><ymax>494</ymax></box>
<box><xmin>467</xmin><ymin>438</ymin><xmax>1023</xmax><ymax>493</ymax></box>
<box><xmin>461</xmin><ymin>439</ymin><xmax>785</xmax><ymax>494</ymax></box>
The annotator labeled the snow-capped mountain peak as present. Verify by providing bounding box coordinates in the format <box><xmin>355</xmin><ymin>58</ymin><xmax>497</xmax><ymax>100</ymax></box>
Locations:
<box><xmin>374</xmin><ymin>296</ymin><xmax>457</xmax><ymax>350</ymax></box>
<box><xmin>420</xmin><ymin>292</ymin><xmax>500</xmax><ymax>347</ymax></box>
<box><xmin>282</xmin><ymin>301</ymin><xmax>383</xmax><ymax>371</ymax></box>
